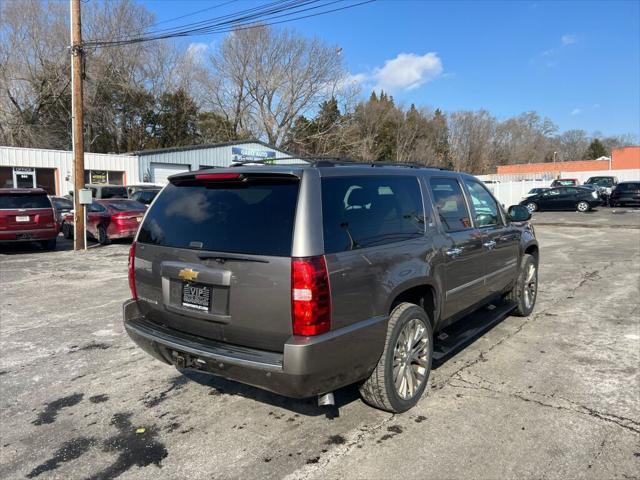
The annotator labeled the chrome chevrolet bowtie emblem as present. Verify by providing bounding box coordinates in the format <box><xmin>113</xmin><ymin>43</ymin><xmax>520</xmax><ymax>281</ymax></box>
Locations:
<box><xmin>178</xmin><ymin>268</ymin><xmax>199</xmax><ymax>282</ymax></box>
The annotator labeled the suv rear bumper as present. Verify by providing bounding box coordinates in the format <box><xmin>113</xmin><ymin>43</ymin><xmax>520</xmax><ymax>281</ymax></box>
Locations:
<box><xmin>0</xmin><ymin>228</ymin><xmax>58</xmax><ymax>242</ymax></box>
<box><xmin>123</xmin><ymin>299</ymin><xmax>387</xmax><ymax>398</ymax></box>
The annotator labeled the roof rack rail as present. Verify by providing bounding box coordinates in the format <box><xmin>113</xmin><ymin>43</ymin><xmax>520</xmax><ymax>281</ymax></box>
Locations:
<box><xmin>229</xmin><ymin>156</ymin><xmax>451</xmax><ymax>170</ymax></box>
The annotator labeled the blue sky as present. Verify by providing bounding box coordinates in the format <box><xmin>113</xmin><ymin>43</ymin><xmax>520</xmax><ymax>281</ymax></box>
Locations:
<box><xmin>139</xmin><ymin>0</ymin><xmax>640</xmax><ymax>137</ymax></box>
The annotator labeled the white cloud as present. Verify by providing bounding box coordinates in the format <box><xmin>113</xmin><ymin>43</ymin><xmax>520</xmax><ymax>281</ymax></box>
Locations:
<box><xmin>186</xmin><ymin>42</ymin><xmax>209</xmax><ymax>62</ymax></box>
<box><xmin>571</xmin><ymin>108</ymin><xmax>582</xmax><ymax>116</ymax></box>
<box><xmin>561</xmin><ymin>34</ymin><xmax>577</xmax><ymax>46</ymax></box>
<box><xmin>372</xmin><ymin>53</ymin><xmax>443</xmax><ymax>91</ymax></box>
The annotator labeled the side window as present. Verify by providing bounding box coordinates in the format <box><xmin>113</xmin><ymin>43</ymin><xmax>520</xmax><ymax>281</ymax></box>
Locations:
<box><xmin>462</xmin><ymin>179</ymin><xmax>502</xmax><ymax>227</ymax></box>
<box><xmin>322</xmin><ymin>176</ymin><xmax>425</xmax><ymax>253</ymax></box>
<box><xmin>428</xmin><ymin>177</ymin><xmax>472</xmax><ymax>233</ymax></box>
<box><xmin>545</xmin><ymin>189</ymin><xmax>560</xmax><ymax>196</ymax></box>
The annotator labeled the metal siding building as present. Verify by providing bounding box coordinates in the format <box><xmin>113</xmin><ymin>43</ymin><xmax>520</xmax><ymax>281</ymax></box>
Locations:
<box><xmin>0</xmin><ymin>146</ymin><xmax>138</xmax><ymax>195</ymax></box>
<box><xmin>0</xmin><ymin>141</ymin><xmax>291</xmax><ymax>194</ymax></box>
<box><xmin>135</xmin><ymin>141</ymin><xmax>291</xmax><ymax>183</ymax></box>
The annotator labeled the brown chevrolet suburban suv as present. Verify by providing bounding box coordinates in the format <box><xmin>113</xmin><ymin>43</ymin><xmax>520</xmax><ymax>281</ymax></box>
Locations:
<box><xmin>124</xmin><ymin>161</ymin><xmax>538</xmax><ymax>413</ymax></box>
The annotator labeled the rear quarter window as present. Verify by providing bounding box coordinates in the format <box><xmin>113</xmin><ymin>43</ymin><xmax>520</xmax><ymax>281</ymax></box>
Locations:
<box><xmin>137</xmin><ymin>181</ymin><xmax>299</xmax><ymax>256</ymax></box>
<box><xmin>0</xmin><ymin>194</ymin><xmax>51</xmax><ymax>209</ymax></box>
<box><xmin>322</xmin><ymin>176</ymin><xmax>425</xmax><ymax>253</ymax></box>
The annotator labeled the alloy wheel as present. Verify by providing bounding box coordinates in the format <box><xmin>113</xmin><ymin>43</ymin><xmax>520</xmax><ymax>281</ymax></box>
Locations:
<box><xmin>392</xmin><ymin>318</ymin><xmax>430</xmax><ymax>400</ymax></box>
<box><xmin>526</xmin><ymin>202</ymin><xmax>537</xmax><ymax>213</ymax></box>
<box><xmin>577</xmin><ymin>201</ymin><xmax>589</xmax><ymax>212</ymax></box>
<box><xmin>523</xmin><ymin>263</ymin><xmax>537</xmax><ymax>310</ymax></box>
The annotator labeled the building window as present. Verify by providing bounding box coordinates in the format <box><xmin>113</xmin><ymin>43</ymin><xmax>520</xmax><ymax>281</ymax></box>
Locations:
<box><xmin>0</xmin><ymin>167</ymin><xmax>56</xmax><ymax>194</ymax></box>
<box><xmin>84</xmin><ymin>170</ymin><xmax>124</xmax><ymax>185</ymax></box>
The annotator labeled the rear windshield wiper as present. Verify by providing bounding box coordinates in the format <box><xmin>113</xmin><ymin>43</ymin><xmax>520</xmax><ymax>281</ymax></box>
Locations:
<box><xmin>197</xmin><ymin>253</ymin><xmax>269</xmax><ymax>264</ymax></box>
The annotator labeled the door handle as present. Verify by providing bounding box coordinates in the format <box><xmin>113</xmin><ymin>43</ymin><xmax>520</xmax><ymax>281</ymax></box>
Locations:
<box><xmin>483</xmin><ymin>240</ymin><xmax>497</xmax><ymax>250</ymax></box>
<box><xmin>446</xmin><ymin>247</ymin><xmax>463</xmax><ymax>257</ymax></box>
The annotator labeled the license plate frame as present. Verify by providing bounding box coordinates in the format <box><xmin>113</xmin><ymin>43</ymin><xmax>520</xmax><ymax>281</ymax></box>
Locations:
<box><xmin>181</xmin><ymin>282</ymin><xmax>212</xmax><ymax>312</ymax></box>
<box><xmin>16</xmin><ymin>233</ymin><xmax>32</xmax><ymax>240</ymax></box>
<box><xmin>16</xmin><ymin>215</ymin><xmax>29</xmax><ymax>222</ymax></box>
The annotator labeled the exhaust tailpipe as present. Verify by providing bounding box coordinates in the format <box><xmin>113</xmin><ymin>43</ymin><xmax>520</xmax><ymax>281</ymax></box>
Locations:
<box><xmin>318</xmin><ymin>392</ymin><xmax>335</xmax><ymax>407</ymax></box>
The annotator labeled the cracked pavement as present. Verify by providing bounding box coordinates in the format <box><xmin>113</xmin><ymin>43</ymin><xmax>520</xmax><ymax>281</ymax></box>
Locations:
<box><xmin>1</xmin><ymin>220</ymin><xmax>639</xmax><ymax>479</ymax></box>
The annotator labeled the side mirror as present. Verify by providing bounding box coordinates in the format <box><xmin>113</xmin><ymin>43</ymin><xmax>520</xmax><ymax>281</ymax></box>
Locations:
<box><xmin>508</xmin><ymin>205</ymin><xmax>531</xmax><ymax>222</ymax></box>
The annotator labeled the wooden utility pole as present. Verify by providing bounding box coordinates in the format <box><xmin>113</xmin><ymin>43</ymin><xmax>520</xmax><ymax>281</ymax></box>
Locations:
<box><xmin>70</xmin><ymin>0</ymin><xmax>85</xmax><ymax>250</ymax></box>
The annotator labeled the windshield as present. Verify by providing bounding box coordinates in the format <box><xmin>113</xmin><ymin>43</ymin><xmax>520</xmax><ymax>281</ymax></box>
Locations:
<box><xmin>0</xmin><ymin>193</ymin><xmax>51</xmax><ymax>209</ymax></box>
<box><xmin>586</xmin><ymin>178</ymin><xmax>614</xmax><ymax>187</ymax></box>
<box><xmin>138</xmin><ymin>180</ymin><xmax>299</xmax><ymax>256</ymax></box>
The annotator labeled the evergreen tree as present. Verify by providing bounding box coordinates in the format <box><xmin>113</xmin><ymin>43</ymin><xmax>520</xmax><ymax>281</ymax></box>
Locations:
<box><xmin>584</xmin><ymin>138</ymin><xmax>608</xmax><ymax>159</ymax></box>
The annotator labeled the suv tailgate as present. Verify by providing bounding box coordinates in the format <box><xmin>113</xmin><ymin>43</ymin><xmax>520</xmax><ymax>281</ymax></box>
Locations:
<box><xmin>133</xmin><ymin>172</ymin><xmax>299</xmax><ymax>352</ymax></box>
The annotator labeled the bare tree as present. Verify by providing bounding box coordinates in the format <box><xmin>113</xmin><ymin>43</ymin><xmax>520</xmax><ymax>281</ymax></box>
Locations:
<box><xmin>204</xmin><ymin>26</ymin><xmax>347</xmax><ymax>146</ymax></box>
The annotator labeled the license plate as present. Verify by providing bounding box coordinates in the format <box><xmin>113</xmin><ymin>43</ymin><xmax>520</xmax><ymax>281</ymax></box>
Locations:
<box><xmin>16</xmin><ymin>216</ymin><xmax>29</xmax><ymax>222</ymax></box>
<box><xmin>182</xmin><ymin>283</ymin><xmax>212</xmax><ymax>311</ymax></box>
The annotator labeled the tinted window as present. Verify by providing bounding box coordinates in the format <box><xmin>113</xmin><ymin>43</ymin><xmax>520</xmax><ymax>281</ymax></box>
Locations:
<box><xmin>103</xmin><ymin>200</ymin><xmax>145</xmax><ymax>211</ymax></box>
<box><xmin>322</xmin><ymin>176</ymin><xmax>425</xmax><ymax>253</ymax></box>
<box><xmin>132</xmin><ymin>190</ymin><xmax>158</xmax><ymax>204</ymax></box>
<box><xmin>429</xmin><ymin>178</ymin><xmax>472</xmax><ymax>232</ymax></box>
<box><xmin>463</xmin><ymin>179</ymin><xmax>502</xmax><ymax>227</ymax></box>
<box><xmin>100</xmin><ymin>187</ymin><xmax>127</xmax><ymax>199</ymax></box>
<box><xmin>52</xmin><ymin>197</ymin><xmax>73</xmax><ymax>211</ymax></box>
<box><xmin>0</xmin><ymin>193</ymin><xmax>51</xmax><ymax>209</ymax></box>
<box><xmin>617</xmin><ymin>183</ymin><xmax>639</xmax><ymax>191</ymax></box>
<box><xmin>88</xmin><ymin>203</ymin><xmax>107</xmax><ymax>213</ymax></box>
<box><xmin>138</xmin><ymin>181</ymin><xmax>299</xmax><ymax>256</ymax></box>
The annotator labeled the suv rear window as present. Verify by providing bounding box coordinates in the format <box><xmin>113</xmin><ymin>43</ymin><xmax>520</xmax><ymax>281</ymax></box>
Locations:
<box><xmin>322</xmin><ymin>176</ymin><xmax>425</xmax><ymax>253</ymax></box>
<box><xmin>0</xmin><ymin>193</ymin><xmax>51</xmax><ymax>209</ymax></box>
<box><xmin>137</xmin><ymin>181</ymin><xmax>299</xmax><ymax>256</ymax></box>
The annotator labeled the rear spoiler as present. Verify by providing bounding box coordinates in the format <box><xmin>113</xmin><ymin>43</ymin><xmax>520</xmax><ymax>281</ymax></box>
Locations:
<box><xmin>169</xmin><ymin>171</ymin><xmax>299</xmax><ymax>186</ymax></box>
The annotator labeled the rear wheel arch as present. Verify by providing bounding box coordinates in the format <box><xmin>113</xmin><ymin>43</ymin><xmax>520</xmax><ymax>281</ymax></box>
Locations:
<box><xmin>389</xmin><ymin>283</ymin><xmax>438</xmax><ymax>328</ymax></box>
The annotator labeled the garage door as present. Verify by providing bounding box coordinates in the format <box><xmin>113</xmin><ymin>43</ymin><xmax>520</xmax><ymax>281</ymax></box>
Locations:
<box><xmin>150</xmin><ymin>163</ymin><xmax>190</xmax><ymax>184</ymax></box>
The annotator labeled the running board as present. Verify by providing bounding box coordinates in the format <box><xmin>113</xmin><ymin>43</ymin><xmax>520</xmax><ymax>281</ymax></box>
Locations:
<box><xmin>432</xmin><ymin>299</ymin><xmax>517</xmax><ymax>365</ymax></box>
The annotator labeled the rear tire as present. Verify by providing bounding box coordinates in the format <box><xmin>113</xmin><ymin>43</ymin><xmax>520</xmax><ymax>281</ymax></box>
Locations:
<box><xmin>359</xmin><ymin>303</ymin><xmax>433</xmax><ymax>413</ymax></box>
<box><xmin>98</xmin><ymin>225</ymin><xmax>110</xmax><ymax>245</ymax></box>
<box><xmin>506</xmin><ymin>254</ymin><xmax>538</xmax><ymax>317</ymax></box>
<box><xmin>576</xmin><ymin>201</ymin><xmax>590</xmax><ymax>212</ymax></box>
<box><xmin>526</xmin><ymin>202</ymin><xmax>538</xmax><ymax>213</ymax></box>
<box><xmin>62</xmin><ymin>223</ymin><xmax>73</xmax><ymax>239</ymax></box>
<box><xmin>40</xmin><ymin>238</ymin><xmax>57</xmax><ymax>251</ymax></box>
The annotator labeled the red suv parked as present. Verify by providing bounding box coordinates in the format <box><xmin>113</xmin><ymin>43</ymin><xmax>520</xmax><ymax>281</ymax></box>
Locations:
<box><xmin>0</xmin><ymin>188</ymin><xmax>58</xmax><ymax>250</ymax></box>
<box><xmin>62</xmin><ymin>199</ymin><xmax>146</xmax><ymax>244</ymax></box>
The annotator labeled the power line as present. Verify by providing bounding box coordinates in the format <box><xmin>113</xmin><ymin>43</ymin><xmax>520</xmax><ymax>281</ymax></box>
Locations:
<box><xmin>83</xmin><ymin>0</ymin><xmax>375</xmax><ymax>48</ymax></box>
<box><xmin>147</xmin><ymin>0</ymin><xmax>240</xmax><ymax>29</ymax></box>
<box><xmin>84</xmin><ymin>0</ymin><xmax>312</xmax><ymax>45</ymax></box>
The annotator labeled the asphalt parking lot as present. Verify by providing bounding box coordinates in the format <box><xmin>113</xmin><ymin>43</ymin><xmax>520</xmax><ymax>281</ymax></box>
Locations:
<box><xmin>1</xmin><ymin>211</ymin><xmax>639</xmax><ymax>479</ymax></box>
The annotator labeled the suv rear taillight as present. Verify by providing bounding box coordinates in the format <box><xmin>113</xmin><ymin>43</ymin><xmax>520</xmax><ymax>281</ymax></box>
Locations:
<box><xmin>128</xmin><ymin>242</ymin><xmax>138</xmax><ymax>300</ymax></box>
<box><xmin>291</xmin><ymin>256</ymin><xmax>331</xmax><ymax>336</ymax></box>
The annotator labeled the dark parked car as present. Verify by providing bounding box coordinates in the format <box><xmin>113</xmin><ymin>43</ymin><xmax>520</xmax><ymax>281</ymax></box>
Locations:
<box><xmin>62</xmin><ymin>199</ymin><xmax>146</xmax><ymax>244</ymax></box>
<box><xmin>123</xmin><ymin>162</ymin><xmax>538</xmax><ymax>413</ymax></box>
<box><xmin>130</xmin><ymin>188</ymin><xmax>160</xmax><ymax>206</ymax></box>
<box><xmin>610</xmin><ymin>181</ymin><xmax>640</xmax><ymax>207</ymax></box>
<box><xmin>0</xmin><ymin>188</ymin><xmax>58</xmax><ymax>250</ymax></box>
<box><xmin>521</xmin><ymin>186</ymin><xmax>601</xmax><ymax>213</ymax></box>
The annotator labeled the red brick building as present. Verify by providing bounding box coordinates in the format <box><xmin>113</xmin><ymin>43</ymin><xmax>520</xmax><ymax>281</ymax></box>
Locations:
<box><xmin>497</xmin><ymin>146</ymin><xmax>640</xmax><ymax>174</ymax></box>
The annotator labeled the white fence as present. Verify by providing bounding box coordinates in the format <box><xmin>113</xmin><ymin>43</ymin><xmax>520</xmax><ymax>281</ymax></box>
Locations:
<box><xmin>477</xmin><ymin>168</ymin><xmax>640</xmax><ymax>207</ymax></box>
